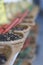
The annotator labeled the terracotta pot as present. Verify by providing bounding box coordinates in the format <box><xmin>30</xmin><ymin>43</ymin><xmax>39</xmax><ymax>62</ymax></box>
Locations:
<box><xmin>22</xmin><ymin>16</ymin><xmax>35</xmax><ymax>26</ymax></box>
<box><xmin>0</xmin><ymin>32</ymin><xmax>25</xmax><ymax>45</ymax></box>
<box><xmin>0</xmin><ymin>45</ymin><xmax>11</xmax><ymax>64</ymax></box>
<box><xmin>0</xmin><ymin>32</ymin><xmax>25</xmax><ymax>58</ymax></box>
<box><xmin>13</xmin><ymin>24</ymin><xmax>31</xmax><ymax>34</ymax></box>
<box><xmin>19</xmin><ymin>14</ymin><xmax>35</xmax><ymax>27</ymax></box>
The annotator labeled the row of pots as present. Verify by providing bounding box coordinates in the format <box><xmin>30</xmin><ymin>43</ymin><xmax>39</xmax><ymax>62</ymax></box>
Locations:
<box><xmin>0</xmin><ymin>20</ymin><xmax>31</xmax><ymax>65</ymax></box>
<box><xmin>0</xmin><ymin>18</ymin><xmax>31</xmax><ymax>65</ymax></box>
<box><xmin>0</xmin><ymin>7</ymin><xmax>38</xmax><ymax>65</ymax></box>
<box><xmin>13</xmin><ymin>7</ymin><xmax>38</xmax><ymax>65</ymax></box>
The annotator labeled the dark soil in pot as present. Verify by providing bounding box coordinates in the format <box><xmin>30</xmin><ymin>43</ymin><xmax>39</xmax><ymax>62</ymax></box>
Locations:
<box><xmin>0</xmin><ymin>32</ymin><xmax>23</xmax><ymax>41</ymax></box>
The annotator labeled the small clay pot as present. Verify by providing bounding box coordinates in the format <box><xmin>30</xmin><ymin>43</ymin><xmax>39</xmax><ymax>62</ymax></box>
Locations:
<box><xmin>24</xmin><ymin>15</ymin><xmax>34</xmax><ymax>22</ymax></box>
<box><xmin>22</xmin><ymin>21</ymin><xmax>35</xmax><ymax>27</ymax></box>
<box><xmin>0</xmin><ymin>32</ymin><xmax>25</xmax><ymax>45</ymax></box>
<box><xmin>22</xmin><ymin>17</ymin><xmax>35</xmax><ymax>26</ymax></box>
<box><xmin>0</xmin><ymin>45</ymin><xmax>11</xmax><ymax>64</ymax></box>
<box><xmin>13</xmin><ymin>24</ymin><xmax>31</xmax><ymax>34</ymax></box>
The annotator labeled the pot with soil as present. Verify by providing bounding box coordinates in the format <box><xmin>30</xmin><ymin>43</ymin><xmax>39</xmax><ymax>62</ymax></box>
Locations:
<box><xmin>0</xmin><ymin>31</ymin><xmax>25</xmax><ymax>56</ymax></box>
<box><xmin>22</xmin><ymin>15</ymin><xmax>35</xmax><ymax>26</ymax></box>
<box><xmin>12</xmin><ymin>24</ymin><xmax>31</xmax><ymax>34</ymax></box>
<box><xmin>0</xmin><ymin>31</ymin><xmax>25</xmax><ymax>45</ymax></box>
<box><xmin>0</xmin><ymin>45</ymin><xmax>11</xmax><ymax>64</ymax></box>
